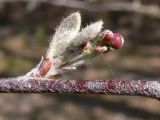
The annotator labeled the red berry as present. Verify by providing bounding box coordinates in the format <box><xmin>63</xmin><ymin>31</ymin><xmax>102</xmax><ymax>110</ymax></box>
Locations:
<box><xmin>104</xmin><ymin>30</ymin><xmax>114</xmax><ymax>42</ymax></box>
<box><xmin>111</xmin><ymin>33</ymin><xmax>124</xmax><ymax>49</ymax></box>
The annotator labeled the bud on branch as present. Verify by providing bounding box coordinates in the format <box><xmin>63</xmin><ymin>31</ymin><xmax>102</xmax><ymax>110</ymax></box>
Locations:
<box><xmin>0</xmin><ymin>12</ymin><xmax>159</xmax><ymax>100</ymax></box>
<box><xmin>23</xmin><ymin>12</ymin><xmax>124</xmax><ymax>78</ymax></box>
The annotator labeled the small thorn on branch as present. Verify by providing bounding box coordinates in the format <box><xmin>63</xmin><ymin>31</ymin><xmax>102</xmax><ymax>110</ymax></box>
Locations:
<box><xmin>0</xmin><ymin>78</ymin><xmax>159</xmax><ymax>100</ymax></box>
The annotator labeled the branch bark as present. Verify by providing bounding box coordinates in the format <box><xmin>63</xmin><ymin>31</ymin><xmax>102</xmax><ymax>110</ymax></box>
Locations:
<box><xmin>0</xmin><ymin>78</ymin><xmax>159</xmax><ymax>100</ymax></box>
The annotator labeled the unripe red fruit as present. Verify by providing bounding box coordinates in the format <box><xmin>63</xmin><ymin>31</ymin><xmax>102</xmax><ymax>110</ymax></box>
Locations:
<box><xmin>111</xmin><ymin>33</ymin><xmax>124</xmax><ymax>49</ymax></box>
<box><xmin>104</xmin><ymin>30</ymin><xmax>114</xmax><ymax>42</ymax></box>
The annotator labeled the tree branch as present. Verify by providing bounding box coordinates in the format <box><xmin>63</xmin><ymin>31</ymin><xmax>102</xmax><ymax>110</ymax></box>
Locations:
<box><xmin>0</xmin><ymin>78</ymin><xmax>159</xmax><ymax>100</ymax></box>
<box><xmin>1</xmin><ymin>0</ymin><xmax>160</xmax><ymax>19</ymax></box>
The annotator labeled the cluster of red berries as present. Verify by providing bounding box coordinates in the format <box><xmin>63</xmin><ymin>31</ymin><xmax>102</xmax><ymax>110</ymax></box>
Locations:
<box><xmin>103</xmin><ymin>30</ymin><xmax>124</xmax><ymax>49</ymax></box>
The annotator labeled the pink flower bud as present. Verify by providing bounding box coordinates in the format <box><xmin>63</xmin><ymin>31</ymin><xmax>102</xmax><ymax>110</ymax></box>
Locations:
<box><xmin>103</xmin><ymin>30</ymin><xmax>114</xmax><ymax>42</ymax></box>
<box><xmin>95</xmin><ymin>46</ymin><xmax>108</xmax><ymax>53</ymax></box>
<box><xmin>111</xmin><ymin>33</ymin><xmax>124</xmax><ymax>49</ymax></box>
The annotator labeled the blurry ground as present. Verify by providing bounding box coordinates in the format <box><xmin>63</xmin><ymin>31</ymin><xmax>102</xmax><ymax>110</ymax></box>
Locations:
<box><xmin>0</xmin><ymin>0</ymin><xmax>160</xmax><ymax>120</ymax></box>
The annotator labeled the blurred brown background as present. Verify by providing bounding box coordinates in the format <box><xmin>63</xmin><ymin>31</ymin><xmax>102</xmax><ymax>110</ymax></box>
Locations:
<box><xmin>0</xmin><ymin>0</ymin><xmax>160</xmax><ymax>120</ymax></box>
